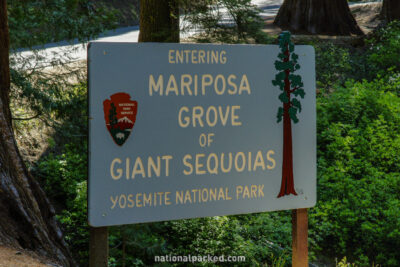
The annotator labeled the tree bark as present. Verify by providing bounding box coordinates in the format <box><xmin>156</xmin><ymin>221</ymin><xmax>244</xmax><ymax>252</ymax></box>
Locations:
<box><xmin>0</xmin><ymin>1</ymin><xmax>75</xmax><ymax>266</ymax></box>
<box><xmin>139</xmin><ymin>0</ymin><xmax>179</xmax><ymax>42</ymax></box>
<box><xmin>274</xmin><ymin>0</ymin><xmax>364</xmax><ymax>36</ymax></box>
<box><xmin>381</xmin><ymin>0</ymin><xmax>400</xmax><ymax>22</ymax></box>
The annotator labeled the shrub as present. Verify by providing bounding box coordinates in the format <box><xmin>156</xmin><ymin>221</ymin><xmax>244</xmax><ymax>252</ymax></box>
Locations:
<box><xmin>314</xmin><ymin>43</ymin><xmax>352</xmax><ymax>88</ymax></box>
<box><xmin>367</xmin><ymin>21</ymin><xmax>400</xmax><ymax>75</ymax></box>
<box><xmin>162</xmin><ymin>213</ymin><xmax>291</xmax><ymax>266</ymax></box>
<box><xmin>57</xmin><ymin>181</ymin><xmax>89</xmax><ymax>266</ymax></box>
<box><xmin>310</xmin><ymin>76</ymin><xmax>400</xmax><ymax>266</ymax></box>
<box><xmin>35</xmin><ymin>142</ymin><xmax>87</xmax><ymax>208</ymax></box>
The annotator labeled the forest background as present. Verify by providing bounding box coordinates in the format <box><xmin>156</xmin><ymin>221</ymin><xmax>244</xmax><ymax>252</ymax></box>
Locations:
<box><xmin>2</xmin><ymin>0</ymin><xmax>400</xmax><ymax>266</ymax></box>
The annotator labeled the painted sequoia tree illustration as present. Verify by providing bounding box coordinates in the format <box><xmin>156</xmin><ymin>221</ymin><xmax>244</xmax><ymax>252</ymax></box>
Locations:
<box><xmin>272</xmin><ymin>31</ymin><xmax>305</xmax><ymax>198</ymax></box>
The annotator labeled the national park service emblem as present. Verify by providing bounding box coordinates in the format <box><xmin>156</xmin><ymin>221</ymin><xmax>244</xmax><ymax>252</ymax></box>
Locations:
<box><xmin>103</xmin><ymin>92</ymin><xmax>138</xmax><ymax>146</ymax></box>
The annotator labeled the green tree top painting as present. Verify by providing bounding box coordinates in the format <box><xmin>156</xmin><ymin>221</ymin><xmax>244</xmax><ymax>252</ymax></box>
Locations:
<box><xmin>272</xmin><ymin>31</ymin><xmax>306</xmax><ymax>198</ymax></box>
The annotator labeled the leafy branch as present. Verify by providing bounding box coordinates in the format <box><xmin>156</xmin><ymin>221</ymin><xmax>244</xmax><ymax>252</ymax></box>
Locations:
<box><xmin>272</xmin><ymin>31</ymin><xmax>305</xmax><ymax>123</ymax></box>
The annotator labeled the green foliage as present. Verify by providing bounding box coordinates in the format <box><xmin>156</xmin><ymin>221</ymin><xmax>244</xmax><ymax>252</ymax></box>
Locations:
<box><xmin>182</xmin><ymin>0</ymin><xmax>271</xmax><ymax>44</ymax></box>
<box><xmin>11</xmin><ymin>73</ymin><xmax>88</xmax><ymax>143</ymax></box>
<box><xmin>57</xmin><ymin>181</ymin><xmax>89</xmax><ymax>265</ymax></box>
<box><xmin>310</xmin><ymin>76</ymin><xmax>400</xmax><ymax>266</ymax></box>
<box><xmin>367</xmin><ymin>21</ymin><xmax>400</xmax><ymax>75</ymax></box>
<box><xmin>164</xmin><ymin>213</ymin><xmax>292</xmax><ymax>266</ymax></box>
<box><xmin>33</xmin><ymin>139</ymin><xmax>89</xmax><ymax>265</ymax></box>
<box><xmin>235</xmin><ymin>212</ymin><xmax>292</xmax><ymax>265</ymax></box>
<box><xmin>336</xmin><ymin>257</ymin><xmax>357</xmax><ymax>267</ymax></box>
<box><xmin>278</xmin><ymin>92</ymin><xmax>289</xmax><ymax>104</ymax></box>
<box><xmin>35</xmin><ymin>142</ymin><xmax>87</xmax><ymax>207</ymax></box>
<box><xmin>166</xmin><ymin>217</ymin><xmax>249</xmax><ymax>266</ymax></box>
<box><xmin>8</xmin><ymin>0</ymin><xmax>119</xmax><ymax>49</ymax></box>
<box><xmin>314</xmin><ymin>21</ymin><xmax>400</xmax><ymax>90</ymax></box>
<box><xmin>293</xmin><ymin>88</ymin><xmax>305</xmax><ymax>98</ymax></box>
<box><xmin>8</xmin><ymin>0</ymin><xmax>118</xmax><ymax>143</ymax></box>
<box><xmin>272</xmin><ymin>32</ymin><xmax>305</xmax><ymax>123</ymax></box>
<box><xmin>276</xmin><ymin>107</ymin><xmax>284</xmax><ymax>123</ymax></box>
<box><xmin>314</xmin><ymin>42</ymin><xmax>352</xmax><ymax>88</ymax></box>
<box><xmin>108</xmin><ymin>224</ymin><xmax>168</xmax><ymax>267</ymax></box>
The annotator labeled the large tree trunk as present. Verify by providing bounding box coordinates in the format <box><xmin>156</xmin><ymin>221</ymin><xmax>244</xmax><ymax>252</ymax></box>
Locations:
<box><xmin>138</xmin><ymin>0</ymin><xmax>179</xmax><ymax>42</ymax></box>
<box><xmin>381</xmin><ymin>0</ymin><xmax>400</xmax><ymax>22</ymax></box>
<box><xmin>274</xmin><ymin>0</ymin><xmax>364</xmax><ymax>36</ymax></box>
<box><xmin>0</xmin><ymin>1</ymin><xmax>75</xmax><ymax>266</ymax></box>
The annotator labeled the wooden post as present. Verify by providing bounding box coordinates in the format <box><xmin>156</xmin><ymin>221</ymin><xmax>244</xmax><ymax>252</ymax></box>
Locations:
<box><xmin>292</xmin><ymin>208</ymin><xmax>308</xmax><ymax>267</ymax></box>
<box><xmin>89</xmin><ymin>226</ymin><xmax>109</xmax><ymax>267</ymax></box>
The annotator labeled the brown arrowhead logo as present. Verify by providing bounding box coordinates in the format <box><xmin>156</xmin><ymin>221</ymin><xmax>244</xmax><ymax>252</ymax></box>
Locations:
<box><xmin>103</xmin><ymin>92</ymin><xmax>138</xmax><ymax>146</ymax></box>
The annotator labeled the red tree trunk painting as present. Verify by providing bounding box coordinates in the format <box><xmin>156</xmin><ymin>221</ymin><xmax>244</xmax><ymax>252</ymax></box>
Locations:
<box><xmin>280</xmin><ymin>99</ymin><xmax>296</xmax><ymax>197</ymax></box>
<box><xmin>272</xmin><ymin>32</ymin><xmax>305</xmax><ymax>198</ymax></box>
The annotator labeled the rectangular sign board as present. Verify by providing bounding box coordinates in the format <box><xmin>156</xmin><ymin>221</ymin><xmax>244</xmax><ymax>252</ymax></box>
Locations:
<box><xmin>88</xmin><ymin>42</ymin><xmax>316</xmax><ymax>227</ymax></box>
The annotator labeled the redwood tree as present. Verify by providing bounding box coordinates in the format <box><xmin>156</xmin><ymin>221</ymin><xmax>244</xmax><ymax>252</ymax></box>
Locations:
<box><xmin>138</xmin><ymin>0</ymin><xmax>179</xmax><ymax>42</ymax></box>
<box><xmin>381</xmin><ymin>0</ymin><xmax>400</xmax><ymax>22</ymax></box>
<box><xmin>272</xmin><ymin>32</ymin><xmax>305</xmax><ymax>198</ymax></box>
<box><xmin>0</xmin><ymin>1</ymin><xmax>74</xmax><ymax>265</ymax></box>
<box><xmin>274</xmin><ymin>0</ymin><xmax>363</xmax><ymax>36</ymax></box>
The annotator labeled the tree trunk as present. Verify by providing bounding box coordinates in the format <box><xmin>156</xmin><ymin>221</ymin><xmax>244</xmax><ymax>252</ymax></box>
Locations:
<box><xmin>278</xmin><ymin>52</ymin><xmax>297</xmax><ymax>198</ymax></box>
<box><xmin>0</xmin><ymin>1</ymin><xmax>75</xmax><ymax>266</ymax></box>
<box><xmin>381</xmin><ymin>0</ymin><xmax>400</xmax><ymax>22</ymax></box>
<box><xmin>278</xmin><ymin>102</ymin><xmax>297</xmax><ymax>197</ymax></box>
<box><xmin>274</xmin><ymin>0</ymin><xmax>364</xmax><ymax>36</ymax></box>
<box><xmin>138</xmin><ymin>0</ymin><xmax>179</xmax><ymax>42</ymax></box>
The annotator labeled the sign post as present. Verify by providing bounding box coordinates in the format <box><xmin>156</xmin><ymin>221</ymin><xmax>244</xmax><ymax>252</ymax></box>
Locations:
<box><xmin>292</xmin><ymin>208</ymin><xmax>308</xmax><ymax>267</ymax></box>
<box><xmin>89</xmin><ymin>226</ymin><xmax>108</xmax><ymax>267</ymax></box>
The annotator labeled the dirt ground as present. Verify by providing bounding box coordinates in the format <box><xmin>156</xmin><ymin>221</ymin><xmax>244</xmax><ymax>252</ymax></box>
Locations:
<box><xmin>351</xmin><ymin>2</ymin><xmax>382</xmax><ymax>34</ymax></box>
<box><xmin>0</xmin><ymin>246</ymin><xmax>59</xmax><ymax>267</ymax></box>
